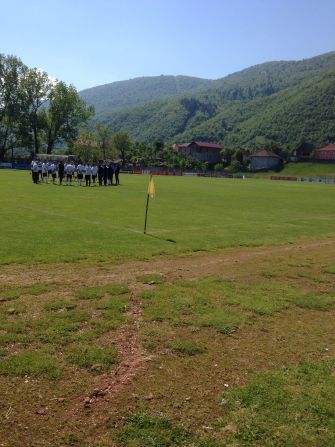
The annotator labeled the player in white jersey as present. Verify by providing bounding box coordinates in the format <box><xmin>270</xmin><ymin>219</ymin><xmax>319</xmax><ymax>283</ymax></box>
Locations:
<box><xmin>50</xmin><ymin>162</ymin><xmax>57</xmax><ymax>184</ymax></box>
<box><xmin>91</xmin><ymin>164</ymin><xmax>98</xmax><ymax>185</ymax></box>
<box><xmin>65</xmin><ymin>162</ymin><xmax>74</xmax><ymax>185</ymax></box>
<box><xmin>85</xmin><ymin>163</ymin><xmax>91</xmax><ymax>187</ymax></box>
<box><xmin>76</xmin><ymin>162</ymin><xmax>84</xmax><ymax>186</ymax></box>
<box><xmin>32</xmin><ymin>161</ymin><xmax>39</xmax><ymax>184</ymax></box>
<box><xmin>42</xmin><ymin>162</ymin><xmax>48</xmax><ymax>183</ymax></box>
<box><xmin>47</xmin><ymin>161</ymin><xmax>52</xmax><ymax>178</ymax></box>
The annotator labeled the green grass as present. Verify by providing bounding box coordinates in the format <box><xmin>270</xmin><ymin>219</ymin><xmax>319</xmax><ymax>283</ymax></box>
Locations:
<box><xmin>66</xmin><ymin>343</ymin><xmax>117</xmax><ymax>371</ymax></box>
<box><xmin>140</xmin><ymin>275</ymin><xmax>333</xmax><ymax>333</ymax></box>
<box><xmin>116</xmin><ymin>361</ymin><xmax>335</xmax><ymax>447</ymax></box>
<box><xmin>250</xmin><ymin>161</ymin><xmax>335</xmax><ymax>178</ymax></box>
<box><xmin>170</xmin><ymin>339</ymin><xmax>206</xmax><ymax>356</ymax></box>
<box><xmin>0</xmin><ymin>350</ymin><xmax>62</xmax><ymax>379</ymax></box>
<box><xmin>1</xmin><ymin>170</ymin><xmax>335</xmax><ymax>265</ymax></box>
<box><xmin>322</xmin><ymin>264</ymin><xmax>335</xmax><ymax>274</ymax></box>
<box><xmin>27</xmin><ymin>283</ymin><xmax>52</xmax><ymax>295</ymax></box>
<box><xmin>137</xmin><ymin>274</ymin><xmax>166</xmax><ymax>284</ymax></box>
<box><xmin>218</xmin><ymin>360</ymin><xmax>335</xmax><ymax>446</ymax></box>
<box><xmin>44</xmin><ymin>299</ymin><xmax>77</xmax><ymax>311</ymax></box>
<box><xmin>0</xmin><ymin>289</ymin><xmax>20</xmax><ymax>302</ymax></box>
<box><xmin>115</xmin><ymin>412</ymin><xmax>192</xmax><ymax>447</ymax></box>
<box><xmin>0</xmin><ymin>280</ymin><xmax>131</xmax><ymax>376</ymax></box>
<box><xmin>75</xmin><ymin>284</ymin><xmax>130</xmax><ymax>300</ymax></box>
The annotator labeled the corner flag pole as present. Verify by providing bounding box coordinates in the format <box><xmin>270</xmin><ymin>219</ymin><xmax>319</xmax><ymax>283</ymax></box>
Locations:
<box><xmin>144</xmin><ymin>174</ymin><xmax>155</xmax><ymax>234</ymax></box>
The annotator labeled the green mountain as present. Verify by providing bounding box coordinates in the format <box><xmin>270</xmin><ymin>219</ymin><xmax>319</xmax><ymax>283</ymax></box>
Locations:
<box><xmin>80</xmin><ymin>75</ymin><xmax>212</xmax><ymax>116</ymax></box>
<box><xmin>80</xmin><ymin>52</ymin><xmax>335</xmax><ymax>149</ymax></box>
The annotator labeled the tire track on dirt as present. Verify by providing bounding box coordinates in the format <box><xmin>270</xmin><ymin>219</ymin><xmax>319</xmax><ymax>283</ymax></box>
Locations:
<box><xmin>79</xmin><ymin>287</ymin><xmax>152</xmax><ymax>411</ymax></box>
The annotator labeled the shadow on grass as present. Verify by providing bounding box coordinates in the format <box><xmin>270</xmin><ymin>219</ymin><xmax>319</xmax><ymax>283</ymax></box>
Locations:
<box><xmin>145</xmin><ymin>234</ymin><xmax>177</xmax><ymax>243</ymax></box>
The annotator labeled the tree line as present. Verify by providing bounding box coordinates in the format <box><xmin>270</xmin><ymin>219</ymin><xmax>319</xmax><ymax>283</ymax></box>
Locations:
<box><xmin>0</xmin><ymin>53</ymin><xmax>94</xmax><ymax>159</ymax></box>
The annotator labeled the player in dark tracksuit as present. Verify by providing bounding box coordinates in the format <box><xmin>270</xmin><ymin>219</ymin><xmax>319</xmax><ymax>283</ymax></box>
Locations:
<box><xmin>114</xmin><ymin>165</ymin><xmax>120</xmax><ymax>185</ymax></box>
<box><xmin>107</xmin><ymin>163</ymin><xmax>114</xmax><ymax>185</ymax></box>
<box><xmin>58</xmin><ymin>161</ymin><xmax>65</xmax><ymax>185</ymax></box>
<box><xmin>98</xmin><ymin>162</ymin><xmax>104</xmax><ymax>186</ymax></box>
<box><xmin>103</xmin><ymin>162</ymin><xmax>108</xmax><ymax>186</ymax></box>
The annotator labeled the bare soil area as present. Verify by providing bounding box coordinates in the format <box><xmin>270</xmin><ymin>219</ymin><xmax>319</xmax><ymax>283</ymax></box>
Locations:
<box><xmin>0</xmin><ymin>238</ymin><xmax>334</xmax><ymax>446</ymax></box>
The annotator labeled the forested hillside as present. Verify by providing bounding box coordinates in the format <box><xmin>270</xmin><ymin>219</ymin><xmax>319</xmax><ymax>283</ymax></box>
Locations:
<box><xmin>80</xmin><ymin>52</ymin><xmax>335</xmax><ymax>150</ymax></box>
<box><xmin>80</xmin><ymin>75</ymin><xmax>212</xmax><ymax>116</ymax></box>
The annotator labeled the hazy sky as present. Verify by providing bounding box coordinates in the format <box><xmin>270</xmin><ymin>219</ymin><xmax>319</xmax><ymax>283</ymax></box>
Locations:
<box><xmin>1</xmin><ymin>0</ymin><xmax>334</xmax><ymax>90</ymax></box>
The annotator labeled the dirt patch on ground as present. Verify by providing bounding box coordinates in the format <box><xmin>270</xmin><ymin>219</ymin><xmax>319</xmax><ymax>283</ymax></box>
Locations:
<box><xmin>79</xmin><ymin>289</ymin><xmax>152</xmax><ymax>409</ymax></box>
<box><xmin>0</xmin><ymin>238</ymin><xmax>334</xmax><ymax>446</ymax></box>
<box><xmin>1</xmin><ymin>237</ymin><xmax>334</xmax><ymax>287</ymax></box>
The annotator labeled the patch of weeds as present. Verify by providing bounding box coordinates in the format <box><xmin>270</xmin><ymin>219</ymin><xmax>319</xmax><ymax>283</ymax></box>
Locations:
<box><xmin>143</xmin><ymin>328</ymin><xmax>158</xmax><ymax>337</ymax></box>
<box><xmin>115</xmin><ymin>411</ymin><xmax>192</xmax><ymax>446</ymax></box>
<box><xmin>140</xmin><ymin>278</ymin><xmax>245</xmax><ymax>331</ymax></box>
<box><xmin>44</xmin><ymin>300</ymin><xmax>77</xmax><ymax>311</ymax></box>
<box><xmin>218</xmin><ymin>360</ymin><xmax>335</xmax><ymax>446</ymax></box>
<box><xmin>1</xmin><ymin>321</ymin><xmax>26</xmax><ymax>334</ymax></box>
<box><xmin>27</xmin><ymin>283</ymin><xmax>51</xmax><ymax>296</ymax></box>
<box><xmin>196</xmin><ymin>440</ymin><xmax>224</xmax><ymax>447</ymax></box>
<box><xmin>287</xmin><ymin>261</ymin><xmax>310</xmax><ymax>268</ymax></box>
<box><xmin>0</xmin><ymin>333</ymin><xmax>33</xmax><ymax>347</ymax></box>
<box><xmin>143</xmin><ymin>341</ymin><xmax>157</xmax><ymax>351</ymax></box>
<box><xmin>4</xmin><ymin>305</ymin><xmax>26</xmax><ymax>315</ymax></box>
<box><xmin>66</xmin><ymin>343</ymin><xmax>117</xmax><ymax>371</ymax></box>
<box><xmin>95</xmin><ymin>295</ymin><xmax>130</xmax><ymax>330</ymax></box>
<box><xmin>292</xmin><ymin>293</ymin><xmax>334</xmax><ymax>311</ymax></box>
<box><xmin>30</xmin><ymin>312</ymin><xmax>89</xmax><ymax>344</ymax></box>
<box><xmin>261</xmin><ymin>271</ymin><xmax>276</xmax><ymax>279</ymax></box>
<box><xmin>0</xmin><ymin>289</ymin><xmax>20</xmax><ymax>302</ymax></box>
<box><xmin>75</xmin><ymin>283</ymin><xmax>129</xmax><ymax>300</ymax></box>
<box><xmin>101</xmin><ymin>310</ymin><xmax>129</xmax><ymax>328</ymax></box>
<box><xmin>0</xmin><ymin>350</ymin><xmax>62</xmax><ymax>379</ymax></box>
<box><xmin>96</xmin><ymin>295</ymin><xmax>129</xmax><ymax>313</ymax></box>
<box><xmin>53</xmin><ymin>310</ymin><xmax>89</xmax><ymax>323</ymax></box>
<box><xmin>89</xmin><ymin>318</ymin><xmax>124</xmax><ymax>335</ymax></box>
<box><xmin>75</xmin><ymin>287</ymin><xmax>106</xmax><ymax>300</ymax></box>
<box><xmin>96</xmin><ymin>295</ymin><xmax>130</xmax><ymax>328</ymax></box>
<box><xmin>0</xmin><ymin>322</ymin><xmax>32</xmax><ymax>346</ymax></box>
<box><xmin>62</xmin><ymin>433</ymin><xmax>82</xmax><ymax>445</ymax></box>
<box><xmin>223</xmin><ymin>281</ymin><xmax>295</xmax><ymax>315</ymax></box>
<box><xmin>322</xmin><ymin>265</ymin><xmax>335</xmax><ymax>275</ymax></box>
<box><xmin>171</xmin><ymin>340</ymin><xmax>206</xmax><ymax>356</ymax></box>
<box><xmin>296</xmin><ymin>272</ymin><xmax>331</xmax><ymax>284</ymax></box>
<box><xmin>137</xmin><ymin>274</ymin><xmax>166</xmax><ymax>285</ymax></box>
<box><xmin>104</xmin><ymin>284</ymin><xmax>130</xmax><ymax>295</ymax></box>
<box><xmin>196</xmin><ymin>309</ymin><xmax>242</xmax><ymax>332</ymax></box>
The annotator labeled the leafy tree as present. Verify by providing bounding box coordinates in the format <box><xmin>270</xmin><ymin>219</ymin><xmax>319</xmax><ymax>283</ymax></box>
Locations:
<box><xmin>0</xmin><ymin>54</ymin><xmax>27</xmax><ymax>158</ymax></box>
<box><xmin>111</xmin><ymin>131</ymin><xmax>131</xmax><ymax>163</ymax></box>
<box><xmin>230</xmin><ymin>159</ymin><xmax>244</xmax><ymax>172</ymax></box>
<box><xmin>44</xmin><ymin>81</ymin><xmax>94</xmax><ymax>153</ymax></box>
<box><xmin>234</xmin><ymin>149</ymin><xmax>244</xmax><ymax>163</ymax></box>
<box><xmin>96</xmin><ymin>123</ymin><xmax>113</xmax><ymax>160</ymax></box>
<box><xmin>214</xmin><ymin>163</ymin><xmax>224</xmax><ymax>171</ymax></box>
<box><xmin>19</xmin><ymin>67</ymin><xmax>53</xmax><ymax>154</ymax></box>
<box><xmin>72</xmin><ymin>131</ymin><xmax>100</xmax><ymax>162</ymax></box>
<box><xmin>220</xmin><ymin>147</ymin><xmax>233</xmax><ymax>165</ymax></box>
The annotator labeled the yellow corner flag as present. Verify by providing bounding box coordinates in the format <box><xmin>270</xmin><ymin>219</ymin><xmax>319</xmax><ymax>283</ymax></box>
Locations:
<box><xmin>144</xmin><ymin>175</ymin><xmax>155</xmax><ymax>234</ymax></box>
<box><xmin>148</xmin><ymin>175</ymin><xmax>155</xmax><ymax>199</ymax></box>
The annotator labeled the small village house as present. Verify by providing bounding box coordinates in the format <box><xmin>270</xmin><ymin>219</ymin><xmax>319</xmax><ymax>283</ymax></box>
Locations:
<box><xmin>250</xmin><ymin>150</ymin><xmax>283</xmax><ymax>172</ymax></box>
<box><xmin>313</xmin><ymin>145</ymin><xmax>335</xmax><ymax>161</ymax></box>
<box><xmin>173</xmin><ymin>141</ymin><xmax>223</xmax><ymax>164</ymax></box>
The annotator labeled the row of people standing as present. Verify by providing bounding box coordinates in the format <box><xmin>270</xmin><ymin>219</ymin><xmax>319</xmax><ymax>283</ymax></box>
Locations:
<box><xmin>31</xmin><ymin>160</ymin><xmax>120</xmax><ymax>186</ymax></box>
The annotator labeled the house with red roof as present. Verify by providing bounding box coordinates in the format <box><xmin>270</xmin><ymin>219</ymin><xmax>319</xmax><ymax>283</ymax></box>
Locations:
<box><xmin>250</xmin><ymin>150</ymin><xmax>283</xmax><ymax>172</ymax></box>
<box><xmin>313</xmin><ymin>145</ymin><xmax>335</xmax><ymax>161</ymax></box>
<box><xmin>172</xmin><ymin>141</ymin><xmax>223</xmax><ymax>164</ymax></box>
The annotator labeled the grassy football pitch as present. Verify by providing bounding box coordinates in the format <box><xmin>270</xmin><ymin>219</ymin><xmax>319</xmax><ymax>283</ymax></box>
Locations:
<box><xmin>0</xmin><ymin>169</ymin><xmax>334</xmax><ymax>447</ymax></box>
<box><xmin>0</xmin><ymin>169</ymin><xmax>334</xmax><ymax>265</ymax></box>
